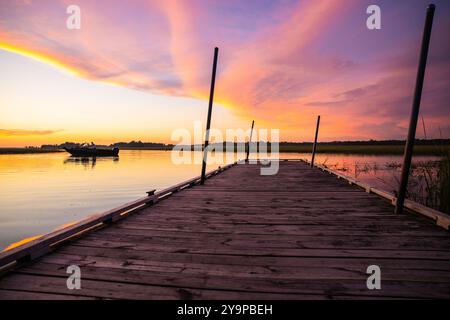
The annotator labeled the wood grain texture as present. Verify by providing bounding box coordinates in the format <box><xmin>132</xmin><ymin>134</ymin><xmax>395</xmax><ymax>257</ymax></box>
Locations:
<box><xmin>1</xmin><ymin>161</ymin><xmax>449</xmax><ymax>300</ymax></box>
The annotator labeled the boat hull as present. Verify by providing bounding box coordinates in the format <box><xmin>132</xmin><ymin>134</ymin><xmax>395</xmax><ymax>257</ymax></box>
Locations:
<box><xmin>64</xmin><ymin>147</ymin><xmax>119</xmax><ymax>157</ymax></box>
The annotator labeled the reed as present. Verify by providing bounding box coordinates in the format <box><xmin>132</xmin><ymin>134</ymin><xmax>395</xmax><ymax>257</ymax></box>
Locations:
<box><xmin>438</xmin><ymin>147</ymin><xmax>450</xmax><ymax>213</ymax></box>
<box><xmin>320</xmin><ymin>154</ymin><xmax>450</xmax><ymax>214</ymax></box>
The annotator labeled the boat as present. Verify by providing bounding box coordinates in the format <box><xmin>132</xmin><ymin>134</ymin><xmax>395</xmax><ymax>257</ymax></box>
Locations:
<box><xmin>64</xmin><ymin>143</ymin><xmax>119</xmax><ymax>157</ymax></box>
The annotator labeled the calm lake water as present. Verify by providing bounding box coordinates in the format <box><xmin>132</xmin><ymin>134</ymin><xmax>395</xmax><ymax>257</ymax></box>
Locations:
<box><xmin>0</xmin><ymin>150</ymin><xmax>439</xmax><ymax>250</ymax></box>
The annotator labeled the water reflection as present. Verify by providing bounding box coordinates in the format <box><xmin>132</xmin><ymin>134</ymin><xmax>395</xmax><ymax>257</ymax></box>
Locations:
<box><xmin>63</xmin><ymin>156</ymin><xmax>119</xmax><ymax>169</ymax></box>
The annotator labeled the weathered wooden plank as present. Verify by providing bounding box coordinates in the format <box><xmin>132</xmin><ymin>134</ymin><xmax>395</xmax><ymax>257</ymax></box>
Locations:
<box><xmin>0</xmin><ymin>273</ymin><xmax>323</xmax><ymax>300</ymax></box>
<box><xmin>65</xmin><ymin>240</ymin><xmax>450</xmax><ymax>260</ymax></box>
<box><xmin>120</xmin><ymin>216</ymin><xmax>437</xmax><ymax>228</ymax></box>
<box><xmin>90</xmin><ymin>226</ymin><xmax>450</xmax><ymax>246</ymax></box>
<box><xmin>68</xmin><ymin>233</ymin><xmax>450</xmax><ymax>252</ymax></box>
<box><xmin>20</xmin><ymin>254</ymin><xmax>450</xmax><ymax>284</ymax></box>
<box><xmin>7</xmin><ymin>265</ymin><xmax>450</xmax><ymax>299</ymax></box>
<box><xmin>0</xmin><ymin>289</ymin><xmax>95</xmax><ymax>300</ymax></box>
<box><xmin>107</xmin><ymin>223</ymin><xmax>450</xmax><ymax>237</ymax></box>
<box><xmin>39</xmin><ymin>252</ymin><xmax>450</xmax><ymax>273</ymax></box>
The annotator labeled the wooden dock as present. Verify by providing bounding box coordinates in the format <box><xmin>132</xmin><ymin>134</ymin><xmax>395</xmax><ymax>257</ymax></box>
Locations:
<box><xmin>0</xmin><ymin>160</ymin><xmax>449</xmax><ymax>299</ymax></box>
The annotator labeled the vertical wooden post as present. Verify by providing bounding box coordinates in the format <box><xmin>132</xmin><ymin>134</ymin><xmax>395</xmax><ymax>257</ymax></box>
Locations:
<box><xmin>395</xmin><ymin>4</ymin><xmax>435</xmax><ymax>214</ymax></box>
<box><xmin>201</xmin><ymin>47</ymin><xmax>219</xmax><ymax>185</ymax></box>
<box><xmin>311</xmin><ymin>115</ymin><xmax>320</xmax><ymax>167</ymax></box>
<box><xmin>246</xmin><ymin>120</ymin><xmax>255</xmax><ymax>162</ymax></box>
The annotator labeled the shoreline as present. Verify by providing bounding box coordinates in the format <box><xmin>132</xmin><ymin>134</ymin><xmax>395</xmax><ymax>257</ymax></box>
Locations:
<box><xmin>0</xmin><ymin>148</ymin><xmax>65</xmax><ymax>155</ymax></box>
<box><xmin>0</xmin><ymin>144</ymin><xmax>448</xmax><ymax>155</ymax></box>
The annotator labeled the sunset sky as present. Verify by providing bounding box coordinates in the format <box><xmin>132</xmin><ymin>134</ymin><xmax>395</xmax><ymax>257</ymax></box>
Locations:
<box><xmin>0</xmin><ymin>0</ymin><xmax>449</xmax><ymax>147</ymax></box>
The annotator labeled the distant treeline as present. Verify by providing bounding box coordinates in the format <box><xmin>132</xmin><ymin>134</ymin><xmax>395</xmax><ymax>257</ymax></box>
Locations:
<box><xmin>277</xmin><ymin>139</ymin><xmax>450</xmax><ymax>146</ymax></box>
<box><xmin>41</xmin><ymin>141</ymin><xmax>174</xmax><ymax>150</ymax></box>
<box><xmin>178</xmin><ymin>140</ymin><xmax>450</xmax><ymax>155</ymax></box>
<box><xmin>35</xmin><ymin>139</ymin><xmax>450</xmax><ymax>156</ymax></box>
<box><xmin>111</xmin><ymin>141</ymin><xmax>174</xmax><ymax>150</ymax></box>
<box><xmin>178</xmin><ymin>139</ymin><xmax>450</xmax><ymax>147</ymax></box>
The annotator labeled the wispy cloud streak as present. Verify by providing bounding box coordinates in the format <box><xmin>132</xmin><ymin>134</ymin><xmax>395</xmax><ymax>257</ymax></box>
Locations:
<box><xmin>0</xmin><ymin>129</ymin><xmax>61</xmax><ymax>136</ymax></box>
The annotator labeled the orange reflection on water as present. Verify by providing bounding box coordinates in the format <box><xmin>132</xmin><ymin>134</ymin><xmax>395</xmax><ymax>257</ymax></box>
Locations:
<box><xmin>2</xmin><ymin>235</ymin><xmax>43</xmax><ymax>252</ymax></box>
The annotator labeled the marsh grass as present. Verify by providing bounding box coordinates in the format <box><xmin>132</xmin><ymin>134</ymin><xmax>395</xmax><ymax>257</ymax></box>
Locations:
<box><xmin>413</xmin><ymin>140</ymin><xmax>450</xmax><ymax>213</ymax></box>
<box><xmin>438</xmin><ymin>148</ymin><xmax>450</xmax><ymax>213</ymax></box>
<box><xmin>321</xmin><ymin>155</ymin><xmax>450</xmax><ymax>214</ymax></box>
<box><xmin>279</xmin><ymin>144</ymin><xmax>450</xmax><ymax>155</ymax></box>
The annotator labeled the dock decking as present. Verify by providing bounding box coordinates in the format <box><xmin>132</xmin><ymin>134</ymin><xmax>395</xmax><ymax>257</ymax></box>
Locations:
<box><xmin>0</xmin><ymin>160</ymin><xmax>449</xmax><ymax>299</ymax></box>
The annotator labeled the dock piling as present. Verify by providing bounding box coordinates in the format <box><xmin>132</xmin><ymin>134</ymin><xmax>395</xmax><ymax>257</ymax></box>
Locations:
<box><xmin>201</xmin><ymin>47</ymin><xmax>219</xmax><ymax>185</ymax></box>
<box><xmin>395</xmin><ymin>4</ymin><xmax>435</xmax><ymax>214</ymax></box>
<box><xmin>246</xmin><ymin>120</ymin><xmax>255</xmax><ymax>162</ymax></box>
<box><xmin>311</xmin><ymin>115</ymin><xmax>321</xmax><ymax>167</ymax></box>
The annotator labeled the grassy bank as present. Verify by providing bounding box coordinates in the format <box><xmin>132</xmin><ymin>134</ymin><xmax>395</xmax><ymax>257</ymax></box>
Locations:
<box><xmin>119</xmin><ymin>146</ymin><xmax>172</xmax><ymax>150</ymax></box>
<box><xmin>278</xmin><ymin>144</ymin><xmax>449</xmax><ymax>155</ymax></box>
<box><xmin>0</xmin><ymin>148</ymin><xmax>64</xmax><ymax>155</ymax></box>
